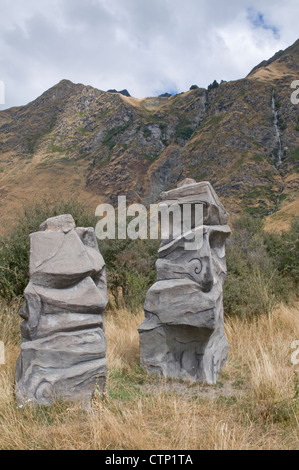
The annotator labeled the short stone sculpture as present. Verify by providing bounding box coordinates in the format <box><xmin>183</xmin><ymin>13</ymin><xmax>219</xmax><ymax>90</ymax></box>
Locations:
<box><xmin>138</xmin><ymin>180</ymin><xmax>231</xmax><ymax>384</ymax></box>
<box><xmin>15</xmin><ymin>214</ymin><xmax>108</xmax><ymax>406</ymax></box>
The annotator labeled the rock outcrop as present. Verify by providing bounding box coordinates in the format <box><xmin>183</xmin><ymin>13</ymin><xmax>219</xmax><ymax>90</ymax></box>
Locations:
<box><xmin>138</xmin><ymin>180</ymin><xmax>231</xmax><ymax>384</ymax></box>
<box><xmin>15</xmin><ymin>215</ymin><xmax>108</xmax><ymax>406</ymax></box>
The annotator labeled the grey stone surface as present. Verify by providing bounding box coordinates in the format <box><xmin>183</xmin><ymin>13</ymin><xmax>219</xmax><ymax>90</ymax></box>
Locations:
<box><xmin>39</xmin><ymin>214</ymin><xmax>76</xmax><ymax>233</ymax></box>
<box><xmin>160</xmin><ymin>180</ymin><xmax>229</xmax><ymax>226</ymax></box>
<box><xmin>138</xmin><ymin>181</ymin><xmax>230</xmax><ymax>384</ymax></box>
<box><xmin>177</xmin><ymin>178</ymin><xmax>196</xmax><ymax>188</ymax></box>
<box><xmin>15</xmin><ymin>215</ymin><xmax>108</xmax><ymax>406</ymax></box>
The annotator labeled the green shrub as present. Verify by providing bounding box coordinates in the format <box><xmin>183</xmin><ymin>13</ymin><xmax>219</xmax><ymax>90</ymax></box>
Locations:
<box><xmin>174</xmin><ymin>119</ymin><xmax>194</xmax><ymax>141</ymax></box>
<box><xmin>224</xmin><ymin>214</ymin><xmax>296</xmax><ymax>318</ymax></box>
<box><xmin>100</xmin><ymin>235</ymin><xmax>159</xmax><ymax>311</ymax></box>
<box><xmin>175</xmin><ymin>126</ymin><xmax>194</xmax><ymax>141</ymax></box>
<box><xmin>143</xmin><ymin>127</ymin><xmax>152</xmax><ymax>138</ymax></box>
<box><xmin>264</xmin><ymin>218</ymin><xmax>299</xmax><ymax>283</ymax></box>
<box><xmin>207</xmin><ymin>80</ymin><xmax>219</xmax><ymax>92</ymax></box>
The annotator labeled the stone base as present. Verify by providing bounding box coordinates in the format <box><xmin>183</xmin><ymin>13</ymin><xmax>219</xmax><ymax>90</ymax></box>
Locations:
<box><xmin>15</xmin><ymin>329</ymin><xmax>106</xmax><ymax>406</ymax></box>
<box><xmin>139</xmin><ymin>322</ymin><xmax>228</xmax><ymax>384</ymax></box>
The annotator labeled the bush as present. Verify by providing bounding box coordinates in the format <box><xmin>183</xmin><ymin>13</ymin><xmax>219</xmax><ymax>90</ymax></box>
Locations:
<box><xmin>189</xmin><ymin>85</ymin><xmax>199</xmax><ymax>90</ymax></box>
<box><xmin>207</xmin><ymin>80</ymin><xmax>219</xmax><ymax>92</ymax></box>
<box><xmin>224</xmin><ymin>214</ymin><xmax>296</xmax><ymax>318</ymax></box>
<box><xmin>264</xmin><ymin>218</ymin><xmax>299</xmax><ymax>283</ymax></box>
<box><xmin>100</xmin><ymin>235</ymin><xmax>158</xmax><ymax>311</ymax></box>
<box><xmin>175</xmin><ymin>126</ymin><xmax>194</xmax><ymax>141</ymax></box>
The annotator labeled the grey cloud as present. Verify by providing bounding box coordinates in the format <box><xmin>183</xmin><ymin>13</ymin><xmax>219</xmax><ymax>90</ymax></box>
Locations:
<box><xmin>0</xmin><ymin>0</ymin><xmax>298</xmax><ymax>110</ymax></box>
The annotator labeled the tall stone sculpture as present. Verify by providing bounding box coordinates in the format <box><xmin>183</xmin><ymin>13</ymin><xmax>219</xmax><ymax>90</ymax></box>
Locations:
<box><xmin>138</xmin><ymin>180</ymin><xmax>231</xmax><ymax>384</ymax></box>
<box><xmin>15</xmin><ymin>214</ymin><xmax>108</xmax><ymax>406</ymax></box>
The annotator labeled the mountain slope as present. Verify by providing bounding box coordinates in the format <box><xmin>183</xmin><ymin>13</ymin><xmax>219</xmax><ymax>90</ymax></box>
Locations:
<box><xmin>248</xmin><ymin>38</ymin><xmax>299</xmax><ymax>81</ymax></box>
<box><xmin>0</xmin><ymin>39</ymin><xmax>298</xmax><ymax>232</ymax></box>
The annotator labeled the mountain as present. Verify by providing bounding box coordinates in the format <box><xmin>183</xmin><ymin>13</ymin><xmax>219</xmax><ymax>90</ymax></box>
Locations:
<box><xmin>0</xmin><ymin>39</ymin><xmax>298</xmax><ymax>233</ymax></box>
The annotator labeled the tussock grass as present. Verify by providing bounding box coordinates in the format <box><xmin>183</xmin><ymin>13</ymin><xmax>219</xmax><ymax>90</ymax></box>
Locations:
<box><xmin>0</xmin><ymin>302</ymin><xmax>298</xmax><ymax>450</ymax></box>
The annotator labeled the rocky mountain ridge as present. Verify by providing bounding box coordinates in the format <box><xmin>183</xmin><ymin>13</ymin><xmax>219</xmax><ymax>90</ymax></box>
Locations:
<box><xmin>0</xmin><ymin>39</ymin><xmax>298</xmax><ymax>232</ymax></box>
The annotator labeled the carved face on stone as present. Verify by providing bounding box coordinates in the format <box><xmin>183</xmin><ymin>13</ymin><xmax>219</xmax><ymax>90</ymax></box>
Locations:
<box><xmin>157</xmin><ymin>224</ymin><xmax>231</xmax><ymax>294</ymax></box>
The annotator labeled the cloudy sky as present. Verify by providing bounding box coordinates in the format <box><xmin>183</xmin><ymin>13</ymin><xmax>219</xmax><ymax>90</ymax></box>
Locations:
<box><xmin>0</xmin><ymin>0</ymin><xmax>298</xmax><ymax>109</ymax></box>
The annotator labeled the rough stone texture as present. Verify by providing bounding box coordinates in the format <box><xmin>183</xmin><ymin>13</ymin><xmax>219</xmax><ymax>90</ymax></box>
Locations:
<box><xmin>177</xmin><ymin>178</ymin><xmax>196</xmax><ymax>188</ymax></box>
<box><xmin>15</xmin><ymin>214</ymin><xmax>108</xmax><ymax>406</ymax></box>
<box><xmin>138</xmin><ymin>180</ymin><xmax>231</xmax><ymax>384</ymax></box>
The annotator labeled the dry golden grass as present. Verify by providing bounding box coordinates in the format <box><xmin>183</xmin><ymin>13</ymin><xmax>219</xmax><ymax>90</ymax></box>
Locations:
<box><xmin>0</xmin><ymin>156</ymin><xmax>104</xmax><ymax>236</ymax></box>
<box><xmin>248</xmin><ymin>59</ymin><xmax>298</xmax><ymax>82</ymax></box>
<box><xmin>0</xmin><ymin>302</ymin><xmax>298</xmax><ymax>450</ymax></box>
<box><xmin>264</xmin><ymin>196</ymin><xmax>299</xmax><ymax>234</ymax></box>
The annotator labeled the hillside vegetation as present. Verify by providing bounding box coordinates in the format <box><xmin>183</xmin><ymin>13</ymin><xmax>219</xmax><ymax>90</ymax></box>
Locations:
<box><xmin>0</xmin><ymin>40</ymin><xmax>299</xmax><ymax>231</ymax></box>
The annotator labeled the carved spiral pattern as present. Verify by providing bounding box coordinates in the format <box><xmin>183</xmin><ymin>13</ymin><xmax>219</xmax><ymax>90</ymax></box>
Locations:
<box><xmin>188</xmin><ymin>258</ymin><xmax>202</xmax><ymax>275</ymax></box>
<box><xmin>35</xmin><ymin>380</ymin><xmax>53</xmax><ymax>400</ymax></box>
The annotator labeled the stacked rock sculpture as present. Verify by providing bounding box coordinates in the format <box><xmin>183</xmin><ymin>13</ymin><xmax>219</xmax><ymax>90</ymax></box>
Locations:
<box><xmin>138</xmin><ymin>180</ymin><xmax>231</xmax><ymax>384</ymax></box>
<box><xmin>15</xmin><ymin>214</ymin><xmax>108</xmax><ymax>406</ymax></box>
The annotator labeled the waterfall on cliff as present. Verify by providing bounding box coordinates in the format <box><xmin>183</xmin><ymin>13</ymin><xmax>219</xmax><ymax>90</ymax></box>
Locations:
<box><xmin>271</xmin><ymin>90</ymin><xmax>282</xmax><ymax>167</ymax></box>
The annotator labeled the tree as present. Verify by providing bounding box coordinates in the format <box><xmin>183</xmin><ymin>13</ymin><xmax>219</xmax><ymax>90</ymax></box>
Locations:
<box><xmin>207</xmin><ymin>80</ymin><xmax>219</xmax><ymax>92</ymax></box>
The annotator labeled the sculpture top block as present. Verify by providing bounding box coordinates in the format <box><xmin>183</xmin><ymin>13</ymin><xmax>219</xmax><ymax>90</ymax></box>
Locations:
<box><xmin>160</xmin><ymin>180</ymin><xmax>229</xmax><ymax>226</ymax></box>
<box><xmin>39</xmin><ymin>214</ymin><xmax>76</xmax><ymax>233</ymax></box>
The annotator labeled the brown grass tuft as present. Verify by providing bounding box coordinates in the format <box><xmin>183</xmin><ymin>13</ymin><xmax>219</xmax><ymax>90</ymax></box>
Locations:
<box><xmin>0</xmin><ymin>301</ymin><xmax>298</xmax><ymax>450</ymax></box>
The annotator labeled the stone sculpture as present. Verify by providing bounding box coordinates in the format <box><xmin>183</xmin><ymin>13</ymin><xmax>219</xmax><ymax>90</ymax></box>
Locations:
<box><xmin>15</xmin><ymin>214</ymin><xmax>108</xmax><ymax>406</ymax></box>
<box><xmin>138</xmin><ymin>180</ymin><xmax>231</xmax><ymax>384</ymax></box>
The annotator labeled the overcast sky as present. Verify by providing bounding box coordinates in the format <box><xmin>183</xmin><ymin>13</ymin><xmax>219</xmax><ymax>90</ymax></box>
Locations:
<box><xmin>0</xmin><ymin>0</ymin><xmax>298</xmax><ymax>110</ymax></box>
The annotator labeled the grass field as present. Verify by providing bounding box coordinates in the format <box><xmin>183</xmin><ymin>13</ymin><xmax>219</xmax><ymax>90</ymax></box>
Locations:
<box><xmin>0</xmin><ymin>301</ymin><xmax>298</xmax><ymax>450</ymax></box>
